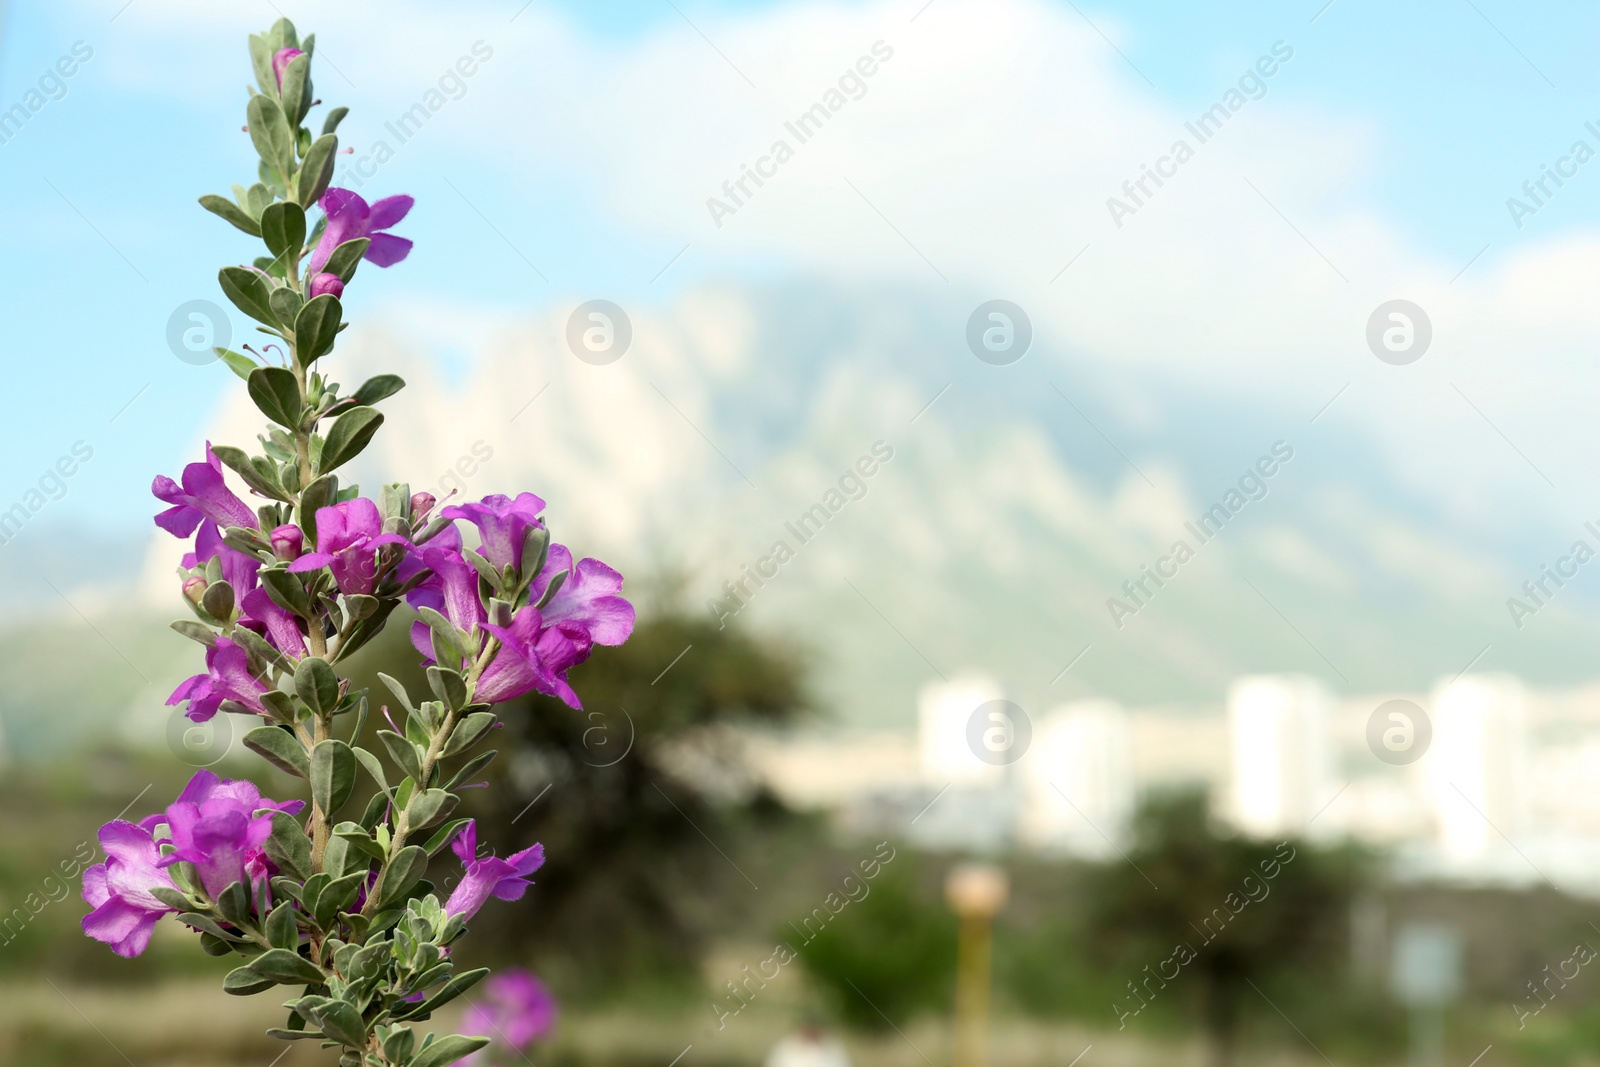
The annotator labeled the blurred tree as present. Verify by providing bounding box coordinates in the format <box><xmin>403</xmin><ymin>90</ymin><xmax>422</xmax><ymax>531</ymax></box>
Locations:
<box><xmin>1083</xmin><ymin>789</ymin><xmax>1370</xmax><ymax>1067</ymax></box>
<box><xmin>793</xmin><ymin>855</ymin><xmax>957</xmax><ymax>1029</ymax></box>
<box><xmin>346</xmin><ymin>595</ymin><xmax>808</xmax><ymax>994</ymax></box>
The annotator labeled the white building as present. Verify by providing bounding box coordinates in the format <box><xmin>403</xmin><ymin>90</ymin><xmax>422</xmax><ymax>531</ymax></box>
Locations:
<box><xmin>917</xmin><ymin>675</ymin><xmax>1006</xmax><ymax>785</ymax></box>
<box><xmin>1427</xmin><ymin>674</ymin><xmax>1529</xmax><ymax>860</ymax></box>
<box><xmin>1020</xmin><ymin>700</ymin><xmax>1134</xmax><ymax>857</ymax></box>
<box><xmin>1227</xmin><ymin>675</ymin><xmax>1334</xmax><ymax>837</ymax></box>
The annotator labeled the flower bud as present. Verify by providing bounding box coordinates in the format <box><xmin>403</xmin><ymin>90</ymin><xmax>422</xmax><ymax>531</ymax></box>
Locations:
<box><xmin>271</xmin><ymin>524</ymin><xmax>304</xmax><ymax>561</ymax></box>
<box><xmin>272</xmin><ymin>48</ymin><xmax>305</xmax><ymax>90</ymax></box>
<box><xmin>411</xmin><ymin>492</ymin><xmax>437</xmax><ymax>521</ymax></box>
<box><xmin>309</xmin><ymin>272</ymin><xmax>345</xmax><ymax>299</ymax></box>
<box><xmin>183</xmin><ymin>576</ymin><xmax>209</xmax><ymax>606</ymax></box>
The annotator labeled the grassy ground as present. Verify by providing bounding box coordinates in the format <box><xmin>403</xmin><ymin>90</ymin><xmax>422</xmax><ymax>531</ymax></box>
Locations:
<box><xmin>0</xmin><ymin>976</ymin><xmax>1465</xmax><ymax>1067</ymax></box>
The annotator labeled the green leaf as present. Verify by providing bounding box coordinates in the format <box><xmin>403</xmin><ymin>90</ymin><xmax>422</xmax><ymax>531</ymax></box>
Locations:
<box><xmin>278</xmin><ymin>51</ymin><xmax>312</xmax><ymax>126</ymax></box>
<box><xmin>223</xmin><ymin>963</ymin><xmax>276</xmax><ymax>996</ymax></box>
<box><xmin>333</xmin><ymin>822</ymin><xmax>387</xmax><ymax>860</ymax></box>
<box><xmin>176</xmin><ymin>912</ymin><xmax>244</xmax><ymax>942</ymax></box>
<box><xmin>426</xmin><ymin>667</ymin><xmax>467</xmax><ymax>712</ymax></box>
<box><xmin>444</xmin><ymin>749</ymin><xmax>497</xmax><ymax>792</ymax></box>
<box><xmin>377</xmin><ymin>846</ymin><xmax>428</xmax><ymax>909</ymax></box>
<box><xmin>169</xmin><ymin>619</ymin><xmax>217</xmax><ymax>648</ymax></box>
<box><xmin>321</xmin><ymin>106</ymin><xmax>349</xmax><ymax>136</ymax></box>
<box><xmin>323</xmin><ymin>238</ymin><xmax>369</xmax><ymax>282</ymax></box>
<box><xmin>294</xmin><ymin>657</ymin><xmax>340</xmax><ymax>715</ymax></box>
<box><xmin>264</xmin><ymin>1028</ymin><xmax>325</xmax><ymax>1041</ymax></box>
<box><xmin>246</xmin><ymin>93</ymin><xmax>293</xmax><ymax>179</ymax></box>
<box><xmin>395</xmin><ymin>967</ymin><xmax>490</xmax><ymax>1021</ymax></box>
<box><xmin>297</xmin><ymin>134</ymin><xmax>338</xmax><ymax>207</ymax></box>
<box><xmin>247</xmin><ymin>366</ymin><xmax>301</xmax><ymax>428</ymax></box>
<box><xmin>260</xmin><ymin>201</ymin><xmax>307</xmax><ymax>263</ymax></box>
<box><xmin>352</xmin><ymin>374</ymin><xmax>406</xmax><ymax>406</ymax></box>
<box><xmin>215</xmin><ymin>881</ymin><xmax>251</xmax><ymax>926</ymax></box>
<box><xmin>418</xmin><ymin>606</ymin><xmax>467</xmax><ymax>668</ymax></box>
<box><xmin>215</xmin><ymin>348</ymin><xmax>259</xmax><ymax>381</ymax></box>
<box><xmin>405</xmin><ymin>789</ymin><xmax>457</xmax><ymax>831</ymax></box>
<box><xmin>244</xmin><ymin>725</ymin><xmax>309</xmax><ymax>777</ymax></box>
<box><xmin>421</xmin><ymin>818</ymin><xmax>472</xmax><ymax>857</ymax></box>
<box><xmin>261</xmin><ymin>568</ymin><xmax>315</xmax><ymax>619</ymax></box>
<box><xmin>441</xmin><ymin>712</ymin><xmax>496</xmax><ymax>757</ymax></box>
<box><xmin>251</xmin><ymin>947</ymin><xmax>324</xmax><ymax>985</ymax></box>
<box><xmin>219</xmin><ymin>265</ymin><xmax>278</xmax><ymax>327</ymax></box>
<box><xmin>352</xmin><ymin>746</ymin><xmax>393</xmax><ymax>802</ymax></box>
<box><xmin>306</xmin><ymin>999</ymin><xmax>366</xmax><ymax>1048</ymax></box>
<box><xmin>199</xmin><ymin>194</ymin><xmax>262</xmax><ymax>236</ymax></box>
<box><xmin>318</xmin><ymin>406</ymin><xmax>383</xmax><ymax>475</ymax></box>
<box><xmin>410</xmin><ymin>1034</ymin><xmax>492</xmax><ymax>1067</ymax></box>
<box><xmin>377</xmin><ymin>730</ymin><xmax>422</xmax><ymax>782</ymax></box>
<box><xmin>293</xmin><ymin>293</ymin><xmax>343</xmax><ymax>365</ymax></box>
<box><xmin>265</xmin><ymin>810</ymin><xmax>313</xmax><ymax>881</ymax></box>
<box><xmin>264</xmin><ymin>901</ymin><xmax>298</xmax><ymax>950</ymax></box>
<box><xmin>230</xmin><ymin>626</ymin><xmax>294</xmax><ymax>675</ymax></box>
<box><xmin>248</xmin><ymin>33</ymin><xmax>275</xmax><ymax>95</ymax></box>
<box><xmin>311</xmin><ymin>738</ymin><xmax>357</xmax><ymax>815</ymax></box>
<box><xmin>378</xmin><ymin>673</ymin><xmax>415</xmax><ymax>719</ymax></box>
<box><xmin>211</xmin><ymin>444</ymin><xmax>290</xmax><ymax>502</ymax></box>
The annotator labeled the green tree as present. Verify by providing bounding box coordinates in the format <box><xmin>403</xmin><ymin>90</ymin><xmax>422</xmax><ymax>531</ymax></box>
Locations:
<box><xmin>794</xmin><ymin>855</ymin><xmax>957</xmax><ymax>1029</ymax></box>
<box><xmin>349</xmin><ymin>599</ymin><xmax>808</xmax><ymax>993</ymax></box>
<box><xmin>1084</xmin><ymin>789</ymin><xmax>1369</xmax><ymax>1067</ymax></box>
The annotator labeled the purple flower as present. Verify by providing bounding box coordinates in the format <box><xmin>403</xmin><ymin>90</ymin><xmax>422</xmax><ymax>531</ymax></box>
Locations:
<box><xmin>184</xmin><ymin>517</ymin><xmax>261</xmax><ymax>600</ymax></box>
<box><xmin>156</xmin><ymin>770</ymin><xmax>304</xmax><ymax>900</ymax></box>
<box><xmin>271</xmin><ymin>47</ymin><xmax>304</xmax><ymax>89</ymax></box>
<box><xmin>270</xmin><ymin>524</ymin><xmax>304</xmax><ymax>562</ymax></box>
<box><xmin>441</xmin><ymin>493</ymin><xmax>547</xmax><ymax>572</ymax></box>
<box><xmin>444</xmin><ymin>821</ymin><xmax>544</xmax><ymax>922</ymax></box>
<box><xmin>463</xmin><ymin>970</ymin><xmax>558</xmax><ymax>1056</ymax></box>
<box><xmin>241</xmin><ymin>586</ymin><xmax>308</xmax><ymax>658</ymax></box>
<box><xmin>153</xmin><ymin>444</ymin><xmax>258</xmax><ymax>537</ymax></box>
<box><xmin>81</xmin><ymin>772</ymin><xmax>304</xmax><ymax>956</ymax></box>
<box><xmin>535</xmin><ymin>544</ymin><xmax>635</xmax><ymax>647</ymax></box>
<box><xmin>307</xmin><ymin>188</ymin><xmax>414</xmax><ymax>274</ymax></box>
<box><xmin>166</xmin><ymin>635</ymin><xmax>273</xmax><ymax>722</ymax></box>
<box><xmin>81</xmin><ymin>820</ymin><xmax>178</xmax><ymax>958</ymax></box>
<box><xmin>308</xmin><ymin>272</ymin><xmax>344</xmax><ymax>299</ymax></box>
<box><xmin>288</xmin><ymin>498</ymin><xmax>409</xmax><ymax>595</ymax></box>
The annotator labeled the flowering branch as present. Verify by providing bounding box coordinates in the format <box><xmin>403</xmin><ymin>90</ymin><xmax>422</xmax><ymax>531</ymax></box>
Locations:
<box><xmin>80</xmin><ymin>18</ymin><xmax>634</xmax><ymax>1067</ymax></box>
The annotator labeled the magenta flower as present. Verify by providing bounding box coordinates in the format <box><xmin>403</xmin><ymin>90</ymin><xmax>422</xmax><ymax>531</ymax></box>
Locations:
<box><xmin>287</xmin><ymin>498</ymin><xmax>408</xmax><ymax>595</ymax></box>
<box><xmin>184</xmin><ymin>518</ymin><xmax>261</xmax><ymax>601</ymax></box>
<box><xmin>271</xmin><ymin>47</ymin><xmax>304</xmax><ymax>89</ymax></box>
<box><xmin>167</xmin><ymin>635</ymin><xmax>274</xmax><ymax>722</ymax></box>
<box><xmin>157</xmin><ymin>770</ymin><xmax>303</xmax><ymax>900</ymax></box>
<box><xmin>241</xmin><ymin>587</ymin><xmax>308</xmax><ymax>659</ymax></box>
<box><xmin>81</xmin><ymin>771</ymin><xmax>304</xmax><ymax>956</ymax></box>
<box><xmin>81</xmin><ymin>820</ymin><xmax>178</xmax><ymax>958</ymax></box>
<box><xmin>308</xmin><ymin>272</ymin><xmax>344</xmax><ymax>299</ymax></box>
<box><xmin>444</xmin><ymin>822</ymin><xmax>544</xmax><ymax>922</ymax></box>
<box><xmin>441</xmin><ymin>493</ymin><xmax>547</xmax><ymax>572</ymax></box>
<box><xmin>535</xmin><ymin>545</ymin><xmax>635</xmax><ymax>647</ymax></box>
<box><xmin>463</xmin><ymin>970</ymin><xmax>558</xmax><ymax>1057</ymax></box>
<box><xmin>307</xmin><ymin>188</ymin><xmax>414</xmax><ymax>273</ymax></box>
<box><xmin>270</xmin><ymin>524</ymin><xmax>303</xmax><ymax>562</ymax></box>
<box><xmin>153</xmin><ymin>444</ymin><xmax>258</xmax><ymax>537</ymax></box>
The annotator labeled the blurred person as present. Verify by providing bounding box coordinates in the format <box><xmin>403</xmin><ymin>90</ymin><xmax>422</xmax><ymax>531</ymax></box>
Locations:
<box><xmin>765</xmin><ymin>1016</ymin><xmax>852</xmax><ymax>1067</ymax></box>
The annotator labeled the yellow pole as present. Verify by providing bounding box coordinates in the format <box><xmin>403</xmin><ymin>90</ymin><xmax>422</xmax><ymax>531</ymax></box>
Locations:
<box><xmin>945</xmin><ymin>865</ymin><xmax>1009</xmax><ymax>1067</ymax></box>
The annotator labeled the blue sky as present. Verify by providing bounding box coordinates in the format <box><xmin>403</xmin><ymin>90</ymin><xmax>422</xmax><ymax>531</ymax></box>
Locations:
<box><xmin>2</xmin><ymin>0</ymin><xmax>1598</xmax><ymax>537</ymax></box>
